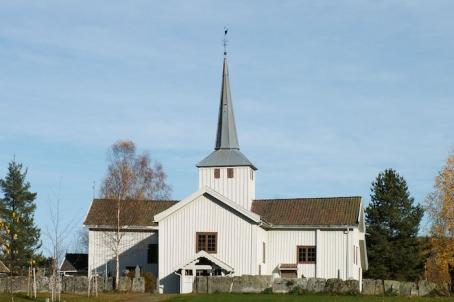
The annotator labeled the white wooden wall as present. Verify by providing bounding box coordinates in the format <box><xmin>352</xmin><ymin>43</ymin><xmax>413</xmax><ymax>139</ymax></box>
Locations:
<box><xmin>198</xmin><ymin>166</ymin><xmax>255</xmax><ymax>210</ymax></box>
<box><xmin>88</xmin><ymin>229</ymin><xmax>158</xmax><ymax>277</ymax></box>
<box><xmin>158</xmin><ymin>194</ymin><xmax>260</xmax><ymax>293</ymax></box>
<box><xmin>316</xmin><ymin>229</ymin><xmax>348</xmax><ymax>279</ymax></box>
<box><xmin>256</xmin><ymin>227</ymin><xmax>268</xmax><ymax>275</ymax></box>
<box><xmin>267</xmin><ymin>230</ymin><xmax>316</xmax><ymax>278</ymax></box>
<box><xmin>350</xmin><ymin>228</ymin><xmax>362</xmax><ymax>281</ymax></box>
<box><xmin>266</xmin><ymin>228</ymin><xmax>363</xmax><ymax>281</ymax></box>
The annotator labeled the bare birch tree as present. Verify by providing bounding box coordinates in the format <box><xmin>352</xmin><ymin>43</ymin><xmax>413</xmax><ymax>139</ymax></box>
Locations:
<box><xmin>72</xmin><ymin>227</ymin><xmax>89</xmax><ymax>254</ymax></box>
<box><xmin>45</xmin><ymin>188</ymin><xmax>79</xmax><ymax>302</ymax></box>
<box><xmin>99</xmin><ymin>140</ymin><xmax>171</xmax><ymax>289</ymax></box>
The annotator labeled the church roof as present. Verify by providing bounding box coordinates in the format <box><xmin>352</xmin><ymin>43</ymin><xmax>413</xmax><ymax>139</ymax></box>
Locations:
<box><xmin>84</xmin><ymin>196</ymin><xmax>361</xmax><ymax>228</ymax></box>
<box><xmin>251</xmin><ymin>196</ymin><xmax>362</xmax><ymax>226</ymax></box>
<box><xmin>215</xmin><ymin>56</ymin><xmax>239</xmax><ymax>150</ymax></box>
<box><xmin>197</xmin><ymin>55</ymin><xmax>255</xmax><ymax>170</ymax></box>
<box><xmin>154</xmin><ymin>186</ymin><xmax>260</xmax><ymax>223</ymax></box>
<box><xmin>197</xmin><ymin>149</ymin><xmax>256</xmax><ymax>169</ymax></box>
<box><xmin>84</xmin><ymin>199</ymin><xmax>177</xmax><ymax>227</ymax></box>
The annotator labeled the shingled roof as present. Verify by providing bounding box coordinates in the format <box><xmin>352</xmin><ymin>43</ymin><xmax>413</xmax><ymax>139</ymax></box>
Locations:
<box><xmin>84</xmin><ymin>199</ymin><xmax>178</xmax><ymax>227</ymax></box>
<box><xmin>85</xmin><ymin>196</ymin><xmax>361</xmax><ymax>228</ymax></box>
<box><xmin>251</xmin><ymin>197</ymin><xmax>361</xmax><ymax>226</ymax></box>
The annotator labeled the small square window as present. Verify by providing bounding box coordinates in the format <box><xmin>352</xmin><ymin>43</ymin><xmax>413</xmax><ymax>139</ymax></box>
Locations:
<box><xmin>297</xmin><ymin>246</ymin><xmax>316</xmax><ymax>264</ymax></box>
<box><xmin>196</xmin><ymin>232</ymin><xmax>217</xmax><ymax>253</ymax></box>
<box><xmin>227</xmin><ymin>168</ymin><xmax>234</xmax><ymax>178</ymax></box>
<box><xmin>214</xmin><ymin>168</ymin><xmax>220</xmax><ymax>179</ymax></box>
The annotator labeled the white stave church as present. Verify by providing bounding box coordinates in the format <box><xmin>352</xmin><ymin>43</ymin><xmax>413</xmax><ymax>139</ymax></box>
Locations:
<box><xmin>84</xmin><ymin>52</ymin><xmax>368</xmax><ymax>293</ymax></box>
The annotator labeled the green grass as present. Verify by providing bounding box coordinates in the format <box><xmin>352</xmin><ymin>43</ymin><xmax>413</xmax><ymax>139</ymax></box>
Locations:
<box><xmin>1</xmin><ymin>293</ymin><xmax>454</xmax><ymax>302</ymax></box>
<box><xmin>167</xmin><ymin>293</ymin><xmax>454</xmax><ymax>302</ymax></box>
<box><xmin>0</xmin><ymin>293</ymin><xmax>170</xmax><ymax>302</ymax></box>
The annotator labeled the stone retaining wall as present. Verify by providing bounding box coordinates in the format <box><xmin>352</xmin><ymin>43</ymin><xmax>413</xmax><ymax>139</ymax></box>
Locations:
<box><xmin>193</xmin><ymin>276</ymin><xmax>359</xmax><ymax>295</ymax></box>
<box><xmin>194</xmin><ymin>276</ymin><xmax>451</xmax><ymax>297</ymax></box>
<box><xmin>194</xmin><ymin>275</ymin><xmax>273</xmax><ymax>293</ymax></box>
<box><xmin>0</xmin><ymin>276</ymin><xmax>145</xmax><ymax>294</ymax></box>
<box><xmin>362</xmin><ymin>279</ymin><xmax>450</xmax><ymax>297</ymax></box>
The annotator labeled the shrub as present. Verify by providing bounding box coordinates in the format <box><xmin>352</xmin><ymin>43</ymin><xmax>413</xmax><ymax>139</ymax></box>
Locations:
<box><xmin>142</xmin><ymin>272</ymin><xmax>157</xmax><ymax>293</ymax></box>
<box><xmin>262</xmin><ymin>287</ymin><xmax>273</xmax><ymax>294</ymax></box>
<box><xmin>428</xmin><ymin>288</ymin><xmax>450</xmax><ymax>297</ymax></box>
<box><xmin>384</xmin><ymin>288</ymin><xmax>398</xmax><ymax>296</ymax></box>
<box><xmin>289</xmin><ymin>286</ymin><xmax>306</xmax><ymax>295</ymax></box>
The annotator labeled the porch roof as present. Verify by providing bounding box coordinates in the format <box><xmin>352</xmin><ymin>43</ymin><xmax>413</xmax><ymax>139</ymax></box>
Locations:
<box><xmin>174</xmin><ymin>251</ymin><xmax>234</xmax><ymax>273</ymax></box>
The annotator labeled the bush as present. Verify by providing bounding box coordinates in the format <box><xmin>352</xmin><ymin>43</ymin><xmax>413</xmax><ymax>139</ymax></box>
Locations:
<box><xmin>142</xmin><ymin>272</ymin><xmax>157</xmax><ymax>293</ymax></box>
<box><xmin>289</xmin><ymin>286</ymin><xmax>306</xmax><ymax>295</ymax></box>
<box><xmin>428</xmin><ymin>288</ymin><xmax>450</xmax><ymax>297</ymax></box>
<box><xmin>262</xmin><ymin>287</ymin><xmax>273</xmax><ymax>294</ymax></box>
<box><xmin>384</xmin><ymin>288</ymin><xmax>398</xmax><ymax>296</ymax></box>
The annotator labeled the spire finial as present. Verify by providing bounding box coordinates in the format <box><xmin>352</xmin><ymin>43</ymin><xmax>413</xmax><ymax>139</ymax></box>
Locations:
<box><xmin>223</xmin><ymin>27</ymin><xmax>228</xmax><ymax>56</ymax></box>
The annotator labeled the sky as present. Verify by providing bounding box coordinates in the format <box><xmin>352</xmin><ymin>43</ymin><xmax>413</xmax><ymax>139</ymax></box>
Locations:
<box><xmin>0</xmin><ymin>1</ymin><xmax>453</xmax><ymax>256</ymax></box>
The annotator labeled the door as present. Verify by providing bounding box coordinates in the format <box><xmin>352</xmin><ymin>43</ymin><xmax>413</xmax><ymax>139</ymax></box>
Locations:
<box><xmin>180</xmin><ymin>272</ymin><xmax>194</xmax><ymax>294</ymax></box>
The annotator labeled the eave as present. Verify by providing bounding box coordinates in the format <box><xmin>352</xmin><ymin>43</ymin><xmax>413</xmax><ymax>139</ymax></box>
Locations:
<box><xmin>85</xmin><ymin>225</ymin><xmax>159</xmax><ymax>231</ymax></box>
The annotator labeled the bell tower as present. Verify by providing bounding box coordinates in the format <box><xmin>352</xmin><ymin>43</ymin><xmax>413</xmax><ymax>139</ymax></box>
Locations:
<box><xmin>196</xmin><ymin>51</ymin><xmax>256</xmax><ymax>210</ymax></box>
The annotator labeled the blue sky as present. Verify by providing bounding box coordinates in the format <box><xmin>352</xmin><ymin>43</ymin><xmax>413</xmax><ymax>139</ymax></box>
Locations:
<box><xmin>1</xmin><ymin>1</ymin><xmax>453</xmax><ymax>255</ymax></box>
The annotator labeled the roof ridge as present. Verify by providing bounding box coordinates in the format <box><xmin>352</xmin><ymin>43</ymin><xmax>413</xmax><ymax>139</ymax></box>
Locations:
<box><xmin>93</xmin><ymin>198</ymin><xmax>179</xmax><ymax>203</ymax></box>
<box><xmin>253</xmin><ymin>196</ymin><xmax>362</xmax><ymax>201</ymax></box>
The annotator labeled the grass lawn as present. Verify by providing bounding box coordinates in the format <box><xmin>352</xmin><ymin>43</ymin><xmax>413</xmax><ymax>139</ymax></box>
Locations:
<box><xmin>1</xmin><ymin>293</ymin><xmax>454</xmax><ymax>302</ymax></box>
<box><xmin>167</xmin><ymin>293</ymin><xmax>454</xmax><ymax>302</ymax></box>
<box><xmin>0</xmin><ymin>293</ymin><xmax>171</xmax><ymax>302</ymax></box>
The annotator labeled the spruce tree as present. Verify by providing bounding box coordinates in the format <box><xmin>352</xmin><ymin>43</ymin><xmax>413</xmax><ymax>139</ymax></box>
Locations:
<box><xmin>0</xmin><ymin>160</ymin><xmax>41</xmax><ymax>274</ymax></box>
<box><xmin>365</xmin><ymin>169</ymin><xmax>424</xmax><ymax>281</ymax></box>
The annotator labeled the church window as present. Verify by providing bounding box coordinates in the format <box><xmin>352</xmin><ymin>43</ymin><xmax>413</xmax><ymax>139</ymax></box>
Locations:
<box><xmin>297</xmin><ymin>246</ymin><xmax>316</xmax><ymax>264</ymax></box>
<box><xmin>196</xmin><ymin>232</ymin><xmax>217</xmax><ymax>253</ymax></box>
<box><xmin>185</xmin><ymin>270</ymin><xmax>193</xmax><ymax>276</ymax></box>
<box><xmin>250</xmin><ymin>170</ymin><xmax>254</xmax><ymax>180</ymax></box>
<box><xmin>227</xmin><ymin>168</ymin><xmax>234</xmax><ymax>178</ymax></box>
<box><xmin>214</xmin><ymin>168</ymin><xmax>220</xmax><ymax>179</ymax></box>
<box><xmin>147</xmin><ymin>244</ymin><xmax>158</xmax><ymax>264</ymax></box>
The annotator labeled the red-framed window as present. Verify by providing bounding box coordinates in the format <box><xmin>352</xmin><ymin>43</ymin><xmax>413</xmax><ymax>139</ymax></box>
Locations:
<box><xmin>196</xmin><ymin>232</ymin><xmax>217</xmax><ymax>253</ymax></box>
<box><xmin>297</xmin><ymin>246</ymin><xmax>316</xmax><ymax>264</ymax></box>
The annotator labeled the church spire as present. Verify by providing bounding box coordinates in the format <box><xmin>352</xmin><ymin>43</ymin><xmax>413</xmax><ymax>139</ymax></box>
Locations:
<box><xmin>197</xmin><ymin>33</ymin><xmax>256</xmax><ymax>171</ymax></box>
<box><xmin>215</xmin><ymin>56</ymin><xmax>240</xmax><ymax>150</ymax></box>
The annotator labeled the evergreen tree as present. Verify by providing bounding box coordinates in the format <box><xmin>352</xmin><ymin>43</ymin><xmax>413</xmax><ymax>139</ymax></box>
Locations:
<box><xmin>0</xmin><ymin>160</ymin><xmax>41</xmax><ymax>274</ymax></box>
<box><xmin>365</xmin><ymin>169</ymin><xmax>424</xmax><ymax>281</ymax></box>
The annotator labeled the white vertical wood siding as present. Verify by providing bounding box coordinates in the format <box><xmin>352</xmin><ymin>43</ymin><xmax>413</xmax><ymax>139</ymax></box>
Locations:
<box><xmin>317</xmin><ymin>230</ymin><xmax>348</xmax><ymax>279</ymax></box>
<box><xmin>351</xmin><ymin>228</ymin><xmax>361</xmax><ymax>280</ymax></box>
<box><xmin>267</xmin><ymin>228</ymin><xmax>363</xmax><ymax>281</ymax></box>
<box><xmin>267</xmin><ymin>230</ymin><xmax>316</xmax><ymax>278</ymax></box>
<box><xmin>158</xmin><ymin>194</ymin><xmax>258</xmax><ymax>293</ymax></box>
<box><xmin>88</xmin><ymin>230</ymin><xmax>157</xmax><ymax>276</ymax></box>
<box><xmin>198</xmin><ymin>167</ymin><xmax>255</xmax><ymax>210</ymax></box>
<box><xmin>256</xmin><ymin>227</ymin><xmax>268</xmax><ymax>275</ymax></box>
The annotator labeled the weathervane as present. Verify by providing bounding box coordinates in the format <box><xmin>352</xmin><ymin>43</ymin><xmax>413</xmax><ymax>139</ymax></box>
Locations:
<box><xmin>223</xmin><ymin>27</ymin><xmax>228</xmax><ymax>56</ymax></box>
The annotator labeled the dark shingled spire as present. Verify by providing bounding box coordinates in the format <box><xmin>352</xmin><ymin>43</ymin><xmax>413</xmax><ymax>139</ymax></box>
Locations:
<box><xmin>197</xmin><ymin>54</ymin><xmax>256</xmax><ymax>170</ymax></box>
<box><xmin>215</xmin><ymin>57</ymin><xmax>239</xmax><ymax>150</ymax></box>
